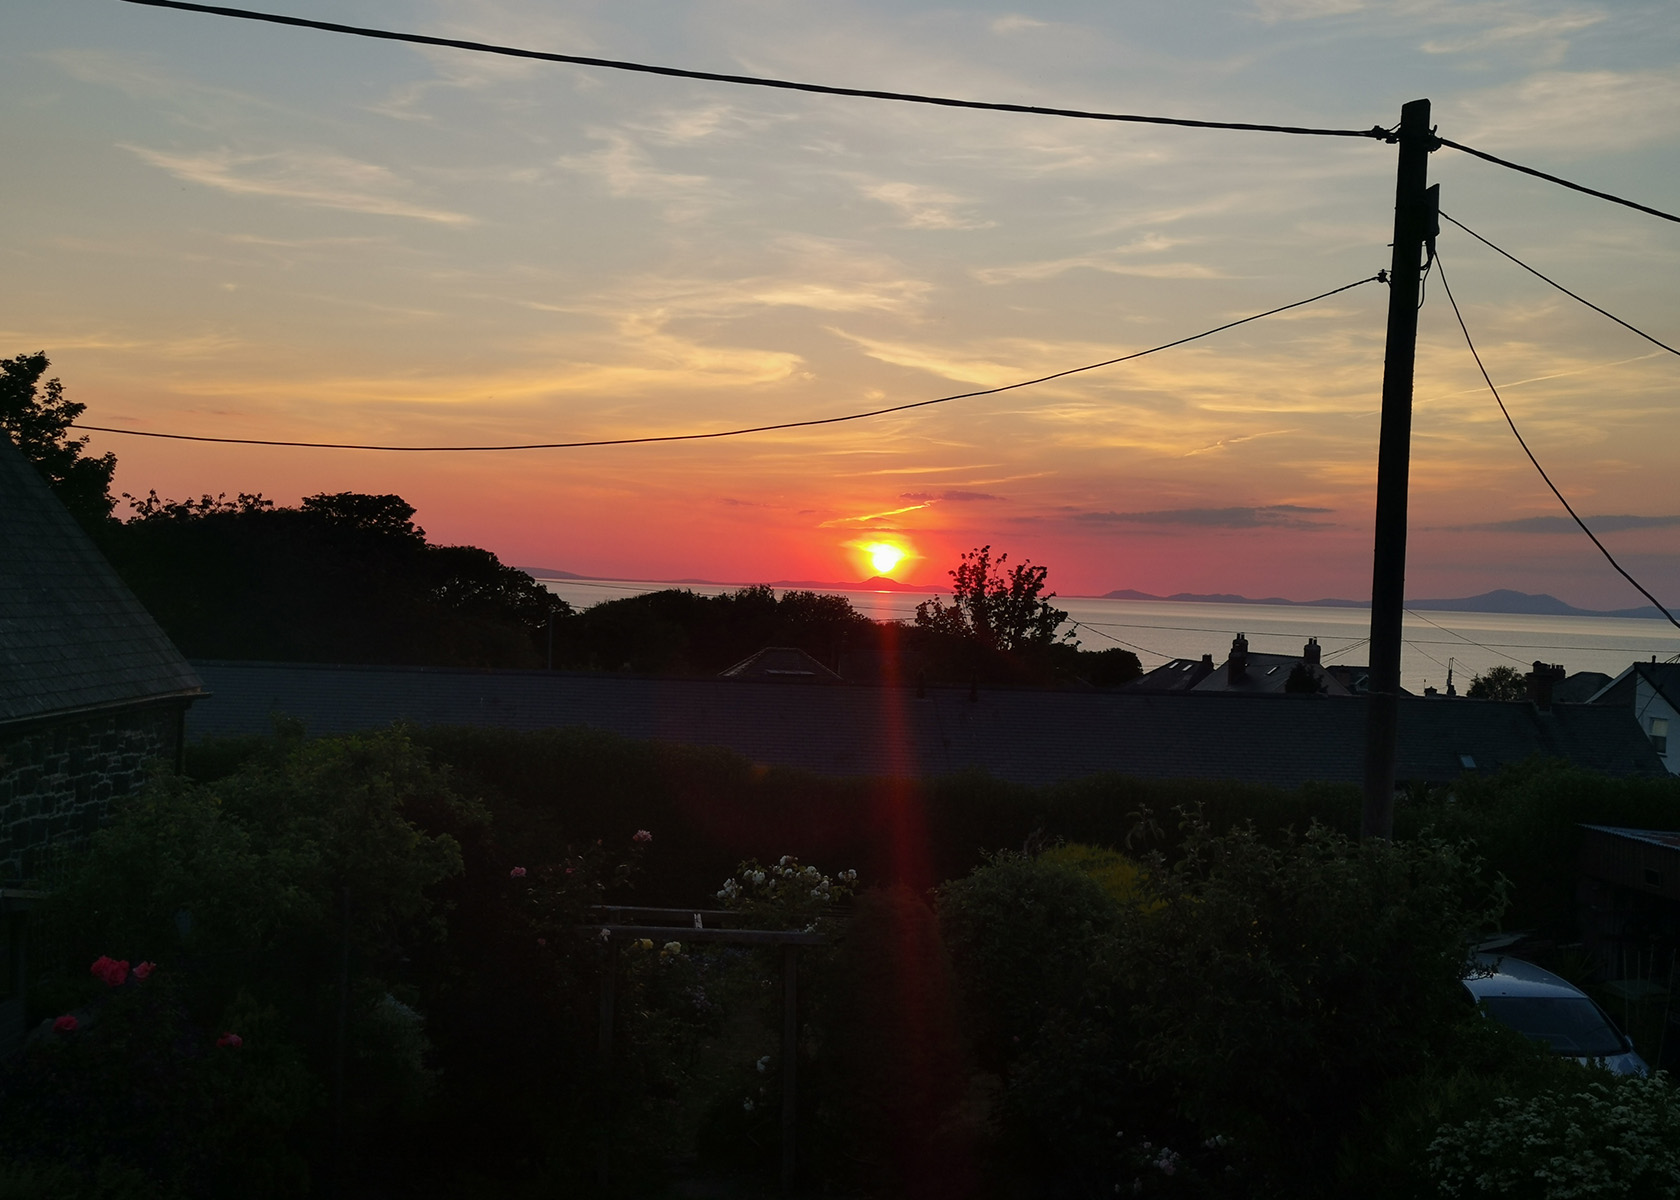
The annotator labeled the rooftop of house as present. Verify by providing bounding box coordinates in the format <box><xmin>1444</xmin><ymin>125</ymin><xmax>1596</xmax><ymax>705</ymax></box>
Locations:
<box><xmin>1128</xmin><ymin>636</ymin><xmax>1355</xmax><ymax>696</ymax></box>
<box><xmin>719</xmin><ymin>646</ymin><xmax>841</xmax><ymax>683</ymax></box>
<box><xmin>0</xmin><ymin>434</ymin><xmax>202</xmax><ymax>727</ymax></box>
<box><xmin>184</xmin><ymin>659</ymin><xmax>1666</xmax><ymax>788</ymax></box>
<box><xmin>1588</xmin><ymin>660</ymin><xmax>1680</xmax><ymax>711</ymax></box>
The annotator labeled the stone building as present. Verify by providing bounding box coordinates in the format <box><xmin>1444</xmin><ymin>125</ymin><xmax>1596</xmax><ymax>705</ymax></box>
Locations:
<box><xmin>1</xmin><ymin>433</ymin><xmax>202</xmax><ymax>1041</ymax></box>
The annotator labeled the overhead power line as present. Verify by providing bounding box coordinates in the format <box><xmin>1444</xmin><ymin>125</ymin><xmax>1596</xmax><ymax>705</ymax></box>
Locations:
<box><xmin>72</xmin><ymin>273</ymin><xmax>1382</xmax><ymax>451</ymax></box>
<box><xmin>119</xmin><ymin>0</ymin><xmax>1386</xmax><ymax>140</ymax></box>
<box><xmin>1436</xmin><ymin>137</ymin><xmax>1680</xmax><ymax>226</ymax></box>
<box><xmin>1439</xmin><ymin>212</ymin><xmax>1680</xmax><ymax>358</ymax></box>
<box><xmin>1434</xmin><ymin>253</ymin><xmax>1680</xmax><ymax>635</ymax></box>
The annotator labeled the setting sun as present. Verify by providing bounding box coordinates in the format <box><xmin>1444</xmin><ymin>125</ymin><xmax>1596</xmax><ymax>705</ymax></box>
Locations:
<box><xmin>866</xmin><ymin>542</ymin><xmax>905</xmax><ymax>576</ymax></box>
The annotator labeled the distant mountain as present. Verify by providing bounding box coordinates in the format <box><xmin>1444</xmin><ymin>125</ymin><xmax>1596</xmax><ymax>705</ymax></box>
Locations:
<box><xmin>1406</xmin><ymin>589</ymin><xmax>1664</xmax><ymax>619</ymax></box>
<box><xmin>1095</xmin><ymin>586</ymin><xmax>1663</xmax><ymax>620</ymax></box>
<box><xmin>517</xmin><ymin>566</ymin><xmax>594</xmax><ymax>580</ymax></box>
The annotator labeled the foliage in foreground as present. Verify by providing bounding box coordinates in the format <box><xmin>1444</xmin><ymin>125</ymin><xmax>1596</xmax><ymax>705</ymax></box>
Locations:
<box><xmin>939</xmin><ymin>820</ymin><xmax>1508</xmax><ymax>1197</ymax></box>
<box><xmin>1430</xmin><ymin>1072</ymin><xmax>1680</xmax><ymax>1199</ymax></box>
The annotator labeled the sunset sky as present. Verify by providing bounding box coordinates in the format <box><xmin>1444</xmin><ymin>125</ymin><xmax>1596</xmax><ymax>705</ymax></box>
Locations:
<box><xmin>5</xmin><ymin>0</ymin><xmax>1678</xmax><ymax>607</ymax></box>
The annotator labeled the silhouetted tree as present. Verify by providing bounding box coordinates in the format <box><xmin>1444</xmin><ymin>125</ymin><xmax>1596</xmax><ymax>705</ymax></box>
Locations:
<box><xmin>102</xmin><ymin>491</ymin><xmax>570</xmax><ymax>668</ymax></box>
<box><xmin>914</xmin><ymin>545</ymin><xmax>1069</xmax><ymax>653</ymax></box>
<box><xmin>0</xmin><ymin>351</ymin><xmax>116</xmax><ymax>527</ymax></box>
<box><xmin>1467</xmin><ymin>665</ymin><xmax>1525</xmax><ymax>701</ymax></box>
<box><xmin>1285</xmin><ymin>663</ymin><xmax>1328</xmax><ymax>694</ymax></box>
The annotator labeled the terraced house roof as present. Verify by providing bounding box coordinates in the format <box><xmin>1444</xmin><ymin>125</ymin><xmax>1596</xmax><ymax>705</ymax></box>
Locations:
<box><xmin>0</xmin><ymin>435</ymin><xmax>202</xmax><ymax>726</ymax></box>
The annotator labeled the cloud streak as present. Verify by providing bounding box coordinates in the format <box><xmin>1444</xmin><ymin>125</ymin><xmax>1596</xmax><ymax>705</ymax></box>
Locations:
<box><xmin>1074</xmin><ymin>504</ymin><xmax>1336</xmax><ymax>529</ymax></box>
<box><xmin>1443</xmin><ymin>513</ymin><xmax>1680</xmax><ymax>534</ymax></box>
<box><xmin>122</xmin><ymin>145</ymin><xmax>475</xmax><ymax>224</ymax></box>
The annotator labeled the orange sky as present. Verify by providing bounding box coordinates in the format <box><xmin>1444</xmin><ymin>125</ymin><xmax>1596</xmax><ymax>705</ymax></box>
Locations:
<box><xmin>5</xmin><ymin>0</ymin><xmax>1679</xmax><ymax>607</ymax></box>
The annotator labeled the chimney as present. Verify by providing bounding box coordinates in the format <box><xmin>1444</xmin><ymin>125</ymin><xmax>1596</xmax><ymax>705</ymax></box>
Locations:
<box><xmin>1302</xmin><ymin>637</ymin><xmax>1321</xmax><ymax>666</ymax></box>
<box><xmin>1526</xmin><ymin>661</ymin><xmax>1566</xmax><ymax>711</ymax></box>
<box><xmin>1229</xmin><ymin>633</ymin><xmax>1250</xmax><ymax>683</ymax></box>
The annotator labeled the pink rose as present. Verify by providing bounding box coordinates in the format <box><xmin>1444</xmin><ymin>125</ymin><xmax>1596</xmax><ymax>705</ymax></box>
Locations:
<box><xmin>632</xmin><ymin>830</ymin><xmax>653</xmax><ymax>844</ymax></box>
<box><xmin>90</xmin><ymin>956</ymin><xmax>130</xmax><ymax>987</ymax></box>
<box><xmin>216</xmin><ymin>1032</ymin><xmax>243</xmax><ymax>1049</ymax></box>
<box><xmin>509</xmin><ymin>866</ymin><xmax>527</xmax><ymax>878</ymax></box>
<box><xmin>133</xmin><ymin>961</ymin><xmax>156</xmax><ymax>981</ymax></box>
<box><xmin>53</xmin><ymin>1015</ymin><xmax>78</xmax><ymax>1034</ymax></box>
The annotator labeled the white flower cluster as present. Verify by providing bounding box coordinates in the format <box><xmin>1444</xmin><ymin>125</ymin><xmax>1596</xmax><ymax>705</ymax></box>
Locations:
<box><xmin>1428</xmin><ymin>1074</ymin><xmax>1680</xmax><ymax>1196</ymax></box>
<box><xmin>715</xmin><ymin>856</ymin><xmax>858</xmax><ymax>907</ymax></box>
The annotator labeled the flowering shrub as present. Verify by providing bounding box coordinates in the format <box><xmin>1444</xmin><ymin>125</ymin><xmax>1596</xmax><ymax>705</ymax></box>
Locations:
<box><xmin>1429</xmin><ymin>1073</ymin><xmax>1680</xmax><ymax>1198</ymax></box>
<box><xmin>89</xmin><ymin>956</ymin><xmax>130</xmax><ymax>988</ymax></box>
<box><xmin>715</xmin><ymin>855</ymin><xmax>856</xmax><ymax>927</ymax></box>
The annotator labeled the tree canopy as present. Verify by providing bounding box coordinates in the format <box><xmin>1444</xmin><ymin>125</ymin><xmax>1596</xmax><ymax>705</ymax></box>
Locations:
<box><xmin>1467</xmin><ymin>664</ymin><xmax>1526</xmax><ymax>701</ymax></box>
<box><xmin>0</xmin><ymin>351</ymin><xmax>116</xmax><ymax>527</ymax></box>
<box><xmin>102</xmin><ymin>491</ymin><xmax>570</xmax><ymax>668</ymax></box>
<box><xmin>914</xmin><ymin>544</ymin><xmax>1069</xmax><ymax>653</ymax></box>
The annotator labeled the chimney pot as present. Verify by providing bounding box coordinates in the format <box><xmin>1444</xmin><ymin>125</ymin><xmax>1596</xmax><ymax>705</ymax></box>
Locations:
<box><xmin>1303</xmin><ymin>637</ymin><xmax>1321</xmax><ymax>666</ymax></box>
<box><xmin>1229</xmin><ymin>633</ymin><xmax>1250</xmax><ymax>683</ymax></box>
<box><xmin>1526</xmin><ymin>661</ymin><xmax>1566</xmax><ymax>711</ymax></box>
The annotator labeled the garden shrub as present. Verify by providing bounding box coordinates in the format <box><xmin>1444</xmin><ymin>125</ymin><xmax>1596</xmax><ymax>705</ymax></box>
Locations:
<box><xmin>1116</xmin><ymin>818</ymin><xmax>1505</xmax><ymax>1193</ymax></box>
<box><xmin>1429</xmin><ymin>1070</ymin><xmax>1680</xmax><ymax>1198</ymax></box>
<box><xmin>8</xmin><ymin>729</ymin><xmax>473</xmax><ymax>1195</ymax></box>
<box><xmin>1399</xmin><ymin>760</ymin><xmax>1680</xmax><ymax>933</ymax></box>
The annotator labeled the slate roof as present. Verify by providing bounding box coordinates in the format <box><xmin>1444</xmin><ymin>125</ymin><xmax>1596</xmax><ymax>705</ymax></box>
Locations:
<box><xmin>184</xmin><ymin>660</ymin><xmax>1665</xmax><ymax>787</ymax></box>
<box><xmin>719</xmin><ymin>647</ymin><xmax>841</xmax><ymax>683</ymax></box>
<box><xmin>0</xmin><ymin>434</ymin><xmax>202</xmax><ymax>726</ymax></box>
<box><xmin>1190</xmin><ymin>651</ymin><xmax>1350</xmax><ymax>696</ymax></box>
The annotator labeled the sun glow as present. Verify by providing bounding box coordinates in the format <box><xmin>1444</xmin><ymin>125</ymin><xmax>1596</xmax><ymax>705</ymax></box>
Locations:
<box><xmin>866</xmin><ymin>542</ymin><xmax>905</xmax><ymax>576</ymax></box>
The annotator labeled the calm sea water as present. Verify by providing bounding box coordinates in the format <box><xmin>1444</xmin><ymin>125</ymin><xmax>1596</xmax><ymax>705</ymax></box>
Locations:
<box><xmin>534</xmin><ymin>576</ymin><xmax>1680</xmax><ymax>696</ymax></box>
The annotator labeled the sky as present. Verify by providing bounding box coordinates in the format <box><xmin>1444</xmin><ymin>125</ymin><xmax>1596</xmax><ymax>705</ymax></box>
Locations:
<box><xmin>4</xmin><ymin>0</ymin><xmax>1679</xmax><ymax>607</ymax></box>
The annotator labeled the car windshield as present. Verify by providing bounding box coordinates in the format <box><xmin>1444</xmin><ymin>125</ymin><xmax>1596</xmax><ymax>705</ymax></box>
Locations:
<box><xmin>1481</xmin><ymin>996</ymin><xmax>1626</xmax><ymax>1057</ymax></box>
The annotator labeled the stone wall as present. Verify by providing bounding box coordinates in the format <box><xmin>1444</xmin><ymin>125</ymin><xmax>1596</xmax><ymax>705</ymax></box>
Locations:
<box><xmin>0</xmin><ymin>703</ymin><xmax>184</xmax><ymax>884</ymax></box>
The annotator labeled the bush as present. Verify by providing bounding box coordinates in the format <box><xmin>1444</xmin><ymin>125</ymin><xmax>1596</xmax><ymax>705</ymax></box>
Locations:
<box><xmin>1399</xmin><ymin>760</ymin><xmax>1680</xmax><ymax>933</ymax></box>
<box><xmin>1429</xmin><ymin>1071</ymin><xmax>1680</xmax><ymax>1198</ymax></box>
<box><xmin>10</xmin><ymin>729</ymin><xmax>473</xmax><ymax>1194</ymax></box>
<box><xmin>1117</xmin><ymin>818</ymin><xmax>1505</xmax><ymax>1192</ymax></box>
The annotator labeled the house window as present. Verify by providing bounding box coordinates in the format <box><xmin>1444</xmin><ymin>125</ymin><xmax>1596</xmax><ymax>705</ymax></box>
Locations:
<box><xmin>1652</xmin><ymin>717</ymin><xmax>1669</xmax><ymax>756</ymax></box>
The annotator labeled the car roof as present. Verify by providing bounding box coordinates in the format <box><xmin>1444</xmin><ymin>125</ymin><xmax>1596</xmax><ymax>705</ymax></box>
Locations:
<box><xmin>1464</xmin><ymin>953</ymin><xmax>1590</xmax><ymax>1000</ymax></box>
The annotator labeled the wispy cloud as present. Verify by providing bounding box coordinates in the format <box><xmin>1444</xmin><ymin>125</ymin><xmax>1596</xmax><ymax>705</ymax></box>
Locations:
<box><xmin>818</xmin><ymin>502</ymin><xmax>933</xmax><ymax>528</ymax></box>
<box><xmin>556</xmin><ymin>132</ymin><xmax>721</xmax><ymax>221</ymax></box>
<box><xmin>122</xmin><ymin>145</ymin><xmax>475</xmax><ymax>224</ymax></box>
<box><xmin>1444</xmin><ymin>513</ymin><xmax>1680</xmax><ymax>534</ymax></box>
<box><xmin>1453</xmin><ymin>70</ymin><xmax>1680</xmax><ymax>152</ymax></box>
<box><xmin>862</xmin><ymin>181</ymin><xmax>995</xmax><ymax>230</ymax></box>
<box><xmin>900</xmin><ymin>490</ymin><xmax>1006</xmax><ymax>502</ymax></box>
<box><xmin>1074</xmin><ymin>504</ymin><xmax>1336</xmax><ymax>529</ymax></box>
<box><xmin>1180</xmin><ymin>429</ymin><xmax>1299</xmax><ymax>457</ymax></box>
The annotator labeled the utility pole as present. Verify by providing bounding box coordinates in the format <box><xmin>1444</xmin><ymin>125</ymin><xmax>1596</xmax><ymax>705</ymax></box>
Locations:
<box><xmin>1362</xmin><ymin>98</ymin><xmax>1437</xmax><ymax>839</ymax></box>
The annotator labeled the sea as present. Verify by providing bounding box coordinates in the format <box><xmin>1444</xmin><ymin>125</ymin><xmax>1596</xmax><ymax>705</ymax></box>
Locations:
<box><xmin>532</xmin><ymin>576</ymin><xmax>1680</xmax><ymax>697</ymax></box>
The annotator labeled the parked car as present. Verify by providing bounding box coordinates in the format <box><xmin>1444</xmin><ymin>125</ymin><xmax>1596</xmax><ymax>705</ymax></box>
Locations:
<box><xmin>1464</xmin><ymin>954</ymin><xmax>1648</xmax><ymax>1075</ymax></box>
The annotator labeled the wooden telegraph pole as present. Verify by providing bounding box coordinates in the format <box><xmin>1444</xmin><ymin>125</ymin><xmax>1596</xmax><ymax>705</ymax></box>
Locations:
<box><xmin>1362</xmin><ymin>99</ymin><xmax>1438</xmax><ymax>839</ymax></box>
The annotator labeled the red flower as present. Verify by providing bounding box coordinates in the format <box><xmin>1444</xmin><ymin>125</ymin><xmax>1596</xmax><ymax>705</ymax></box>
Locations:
<box><xmin>53</xmin><ymin>1015</ymin><xmax>78</xmax><ymax>1034</ymax></box>
<box><xmin>509</xmin><ymin>866</ymin><xmax>527</xmax><ymax>878</ymax></box>
<box><xmin>90</xmin><ymin>956</ymin><xmax>130</xmax><ymax>987</ymax></box>
<box><xmin>632</xmin><ymin>829</ymin><xmax>653</xmax><ymax>844</ymax></box>
<box><xmin>216</xmin><ymin>1033</ymin><xmax>243</xmax><ymax>1049</ymax></box>
<box><xmin>133</xmin><ymin>961</ymin><xmax>156</xmax><ymax>982</ymax></box>
<box><xmin>536</xmin><ymin>937</ymin><xmax>547</xmax><ymax>946</ymax></box>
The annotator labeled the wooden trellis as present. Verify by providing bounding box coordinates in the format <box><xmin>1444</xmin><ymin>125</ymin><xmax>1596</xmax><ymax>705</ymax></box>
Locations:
<box><xmin>586</xmin><ymin>905</ymin><xmax>825</xmax><ymax>1194</ymax></box>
